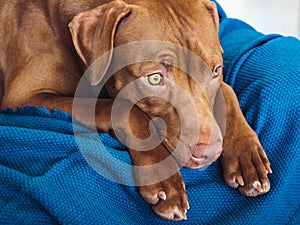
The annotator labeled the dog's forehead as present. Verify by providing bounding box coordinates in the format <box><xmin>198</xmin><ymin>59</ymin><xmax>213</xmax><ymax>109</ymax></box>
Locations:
<box><xmin>125</xmin><ymin>0</ymin><xmax>212</xmax><ymax>38</ymax></box>
<box><xmin>115</xmin><ymin>0</ymin><xmax>221</xmax><ymax>68</ymax></box>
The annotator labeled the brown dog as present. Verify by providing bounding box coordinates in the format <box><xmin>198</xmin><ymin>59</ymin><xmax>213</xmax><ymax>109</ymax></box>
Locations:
<box><xmin>0</xmin><ymin>0</ymin><xmax>272</xmax><ymax>221</ymax></box>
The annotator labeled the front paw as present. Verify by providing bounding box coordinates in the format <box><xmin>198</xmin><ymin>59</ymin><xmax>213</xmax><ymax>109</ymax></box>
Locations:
<box><xmin>138</xmin><ymin>172</ymin><xmax>189</xmax><ymax>221</ymax></box>
<box><xmin>220</xmin><ymin>135</ymin><xmax>272</xmax><ymax>197</ymax></box>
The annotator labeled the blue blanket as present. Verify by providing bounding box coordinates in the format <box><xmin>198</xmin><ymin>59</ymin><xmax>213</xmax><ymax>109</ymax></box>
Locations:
<box><xmin>1</xmin><ymin>2</ymin><xmax>300</xmax><ymax>224</ymax></box>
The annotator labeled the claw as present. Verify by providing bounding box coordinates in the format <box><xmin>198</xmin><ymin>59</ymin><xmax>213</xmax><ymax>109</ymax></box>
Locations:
<box><xmin>253</xmin><ymin>181</ymin><xmax>263</xmax><ymax>192</ymax></box>
<box><xmin>173</xmin><ymin>206</ymin><xmax>187</xmax><ymax>221</ymax></box>
<box><xmin>180</xmin><ymin>210</ymin><xmax>187</xmax><ymax>221</ymax></box>
<box><xmin>266</xmin><ymin>165</ymin><xmax>273</xmax><ymax>174</ymax></box>
<box><xmin>236</xmin><ymin>175</ymin><xmax>244</xmax><ymax>186</ymax></box>
<box><xmin>262</xmin><ymin>182</ymin><xmax>270</xmax><ymax>192</ymax></box>
<box><xmin>186</xmin><ymin>201</ymin><xmax>190</xmax><ymax>210</ymax></box>
<box><xmin>154</xmin><ymin>206</ymin><xmax>188</xmax><ymax>221</ymax></box>
<box><xmin>158</xmin><ymin>191</ymin><xmax>167</xmax><ymax>201</ymax></box>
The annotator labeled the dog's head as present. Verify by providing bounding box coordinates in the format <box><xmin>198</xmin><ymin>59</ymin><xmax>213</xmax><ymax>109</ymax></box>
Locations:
<box><xmin>69</xmin><ymin>0</ymin><xmax>224</xmax><ymax>169</ymax></box>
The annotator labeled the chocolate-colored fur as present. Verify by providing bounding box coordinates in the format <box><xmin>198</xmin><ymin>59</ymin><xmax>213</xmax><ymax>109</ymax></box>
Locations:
<box><xmin>0</xmin><ymin>0</ymin><xmax>271</xmax><ymax>220</ymax></box>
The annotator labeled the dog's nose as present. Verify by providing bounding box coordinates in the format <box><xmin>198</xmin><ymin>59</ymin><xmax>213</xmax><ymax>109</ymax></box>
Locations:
<box><xmin>184</xmin><ymin>117</ymin><xmax>223</xmax><ymax>169</ymax></box>
<box><xmin>194</xmin><ymin>117</ymin><xmax>223</xmax><ymax>157</ymax></box>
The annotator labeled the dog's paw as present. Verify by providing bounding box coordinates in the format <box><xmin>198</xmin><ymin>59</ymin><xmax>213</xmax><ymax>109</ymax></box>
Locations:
<box><xmin>138</xmin><ymin>172</ymin><xmax>189</xmax><ymax>221</ymax></box>
<box><xmin>220</xmin><ymin>135</ymin><xmax>272</xmax><ymax>197</ymax></box>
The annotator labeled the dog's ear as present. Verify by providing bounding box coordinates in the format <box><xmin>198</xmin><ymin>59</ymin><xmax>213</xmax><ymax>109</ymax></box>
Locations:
<box><xmin>69</xmin><ymin>1</ymin><xmax>131</xmax><ymax>86</ymax></box>
<box><xmin>204</xmin><ymin>1</ymin><xmax>219</xmax><ymax>31</ymax></box>
<box><xmin>203</xmin><ymin>1</ymin><xmax>223</xmax><ymax>54</ymax></box>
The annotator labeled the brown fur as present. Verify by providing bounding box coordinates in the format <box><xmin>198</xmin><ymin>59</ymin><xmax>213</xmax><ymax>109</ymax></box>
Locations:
<box><xmin>0</xmin><ymin>0</ymin><xmax>271</xmax><ymax>221</ymax></box>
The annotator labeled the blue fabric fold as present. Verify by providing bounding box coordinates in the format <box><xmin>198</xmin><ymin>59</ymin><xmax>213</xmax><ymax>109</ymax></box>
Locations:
<box><xmin>1</xmin><ymin>2</ymin><xmax>300</xmax><ymax>225</ymax></box>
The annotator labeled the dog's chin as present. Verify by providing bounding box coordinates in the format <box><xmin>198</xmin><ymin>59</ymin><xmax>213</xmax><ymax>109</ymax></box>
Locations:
<box><xmin>183</xmin><ymin>153</ymin><xmax>222</xmax><ymax>169</ymax></box>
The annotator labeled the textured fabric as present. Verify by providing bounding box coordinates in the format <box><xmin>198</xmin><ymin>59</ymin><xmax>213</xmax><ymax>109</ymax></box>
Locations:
<box><xmin>1</xmin><ymin>2</ymin><xmax>300</xmax><ymax>225</ymax></box>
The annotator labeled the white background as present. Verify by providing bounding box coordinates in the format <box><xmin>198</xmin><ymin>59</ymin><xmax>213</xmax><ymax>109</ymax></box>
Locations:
<box><xmin>217</xmin><ymin>0</ymin><xmax>300</xmax><ymax>38</ymax></box>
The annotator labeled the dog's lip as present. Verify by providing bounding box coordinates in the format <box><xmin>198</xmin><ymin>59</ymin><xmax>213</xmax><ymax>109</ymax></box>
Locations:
<box><xmin>163</xmin><ymin>139</ymin><xmax>222</xmax><ymax>169</ymax></box>
<box><xmin>184</xmin><ymin>151</ymin><xmax>222</xmax><ymax>169</ymax></box>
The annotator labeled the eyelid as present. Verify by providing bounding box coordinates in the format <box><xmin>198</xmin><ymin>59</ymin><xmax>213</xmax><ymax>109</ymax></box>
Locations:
<box><xmin>145</xmin><ymin>70</ymin><xmax>163</xmax><ymax>76</ymax></box>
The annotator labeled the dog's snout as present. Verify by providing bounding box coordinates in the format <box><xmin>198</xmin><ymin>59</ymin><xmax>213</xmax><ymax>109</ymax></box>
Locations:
<box><xmin>184</xmin><ymin>118</ymin><xmax>223</xmax><ymax>169</ymax></box>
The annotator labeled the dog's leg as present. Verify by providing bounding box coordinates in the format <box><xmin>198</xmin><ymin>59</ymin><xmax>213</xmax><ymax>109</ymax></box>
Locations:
<box><xmin>111</xmin><ymin>101</ymin><xmax>189</xmax><ymax>221</ymax></box>
<box><xmin>1</xmin><ymin>93</ymin><xmax>113</xmax><ymax>132</ymax></box>
<box><xmin>220</xmin><ymin>83</ymin><xmax>272</xmax><ymax>196</ymax></box>
<box><xmin>130</xmin><ymin>145</ymin><xmax>189</xmax><ymax>221</ymax></box>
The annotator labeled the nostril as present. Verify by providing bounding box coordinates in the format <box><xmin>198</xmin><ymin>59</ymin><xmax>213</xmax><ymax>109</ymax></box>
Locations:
<box><xmin>200</xmin><ymin>155</ymin><xmax>209</xmax><ymax>160</ymax></box>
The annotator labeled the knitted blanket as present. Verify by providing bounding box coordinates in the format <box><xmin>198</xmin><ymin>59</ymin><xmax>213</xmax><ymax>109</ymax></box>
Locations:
<box><xmin>1</xmin><ymin>2</ymin><xmax>300</xmax><ymax>224</ymax></box>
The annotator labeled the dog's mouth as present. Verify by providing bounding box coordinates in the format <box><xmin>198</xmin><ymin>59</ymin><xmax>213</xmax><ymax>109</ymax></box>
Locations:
<box><xmin>184</xmin><ymin>151</ymin><xmax>222</xmax><ymax>169</ymax></box>
<box><xmin>165</xmin><ymin>140</ymin><xmax>223</xmax><ymax>169</ymax></box>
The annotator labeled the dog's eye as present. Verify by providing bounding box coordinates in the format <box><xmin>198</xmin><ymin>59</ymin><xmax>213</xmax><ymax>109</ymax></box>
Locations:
<box><xmin>148</xmin><ymin>73</ymin><xmax>163</xmax><ymax>85</ymax></box>
<box><xmin>213</xmin><ymin>66</ymin><xmax>223</xmax><ymax>78</ymax></box>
